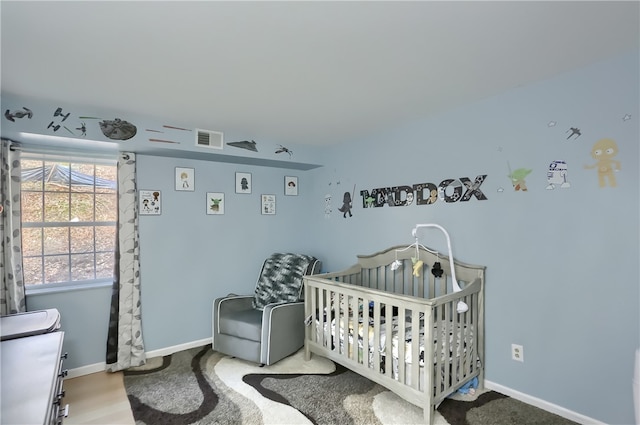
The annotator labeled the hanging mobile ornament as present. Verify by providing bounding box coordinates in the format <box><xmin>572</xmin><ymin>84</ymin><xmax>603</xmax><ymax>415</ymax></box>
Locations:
<box><xmin>391</xmin><ymin>250</ymin><xmax>402</xmax><ymax>271</ymax></box>
<box><xmin>411</xmin><ymin>240</ymin><xmax>423</xmax><ymax>277</ymax></box>
<box><xmin>431</xmin><ymin>253</ymin><xmax>444</xmax><ymax>278</ymax></box>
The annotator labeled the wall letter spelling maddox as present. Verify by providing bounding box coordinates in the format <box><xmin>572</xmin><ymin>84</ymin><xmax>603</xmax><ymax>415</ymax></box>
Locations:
<box><xmin>360</xmin><ymin>190</ymin><xmax>375</xmax><ymax>208</ymax></box>
<box><xmin>390</xmin><ymin>186</ymin><xmax>414</xmax><ymax>206</ymax></box>
<box><xmin>413</xmin><ymin>183</ymin><xmax>438</xmax><ymax>205</ymax></box>
<box><xmin>360</xmin><ymin>188</ymin><xmax>392</xmax><ymax>208</ymax></box>
<box><xmin>459</xmin><ymin>175</ymin><xmax>488</xmax><ymax>201</ymax></box>
<box><xmin>438</xmin><ymin>179</ymin><xmax>463</xmax><ymax>203</ymax></box>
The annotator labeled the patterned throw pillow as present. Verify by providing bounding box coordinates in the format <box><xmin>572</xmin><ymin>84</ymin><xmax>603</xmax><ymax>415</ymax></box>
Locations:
<box><xmin>252</xmin><ymin>253</ymin><xmax>318</xmax><ymax>310</ymax></box>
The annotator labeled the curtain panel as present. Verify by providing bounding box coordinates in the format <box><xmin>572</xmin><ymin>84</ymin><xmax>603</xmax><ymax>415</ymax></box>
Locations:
<box><xmin>106</xmin><ymin>152</ymin><xmax>145</xmax><ymax>371</ymax></box>
<box><xmin>0</xmin><ymin>139</ymin><xmax>26</xmax><ymax>315</ymax></box>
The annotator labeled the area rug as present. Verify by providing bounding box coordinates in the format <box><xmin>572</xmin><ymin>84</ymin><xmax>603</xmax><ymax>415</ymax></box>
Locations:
<box><xmin>123</xmin><ymin>345</ymin><xmax>577</xmax><ymax>425</ymax></box>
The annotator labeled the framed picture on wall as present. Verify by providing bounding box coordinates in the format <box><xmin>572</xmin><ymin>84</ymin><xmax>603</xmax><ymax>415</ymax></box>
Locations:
<box><xmin>175</xmin><ymin>167</ymin><xmax>195</xmax><ymax>191</ymax></box>
<box><xmin>284</xmin><ymin>176</ymin><xmax>298</xmax><ymax>196</ymax></box>
<box><xmin>235</xmin><ymin>172</ymin><xmax>252</xmax><ymax>194</ymax></box>
<box><xmin>261</xmin><ymin>194</ymin><xmax>276</xmax><ymax>215</ymax></box>
<box><xmin>139</xmin><ymin>190</ymin><xmax>162</xmax><ymax>215</ymax></box>
<box><xmin>206</xmin><ymin>192</ymin><xmax>225</xmax><ymax>215</ymax></box>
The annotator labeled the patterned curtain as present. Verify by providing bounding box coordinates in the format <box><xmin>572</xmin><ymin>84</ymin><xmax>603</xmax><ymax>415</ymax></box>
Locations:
<box><xmin>0</xmin><ymin>139</ymin><xmax>26</xmax><ymax>315</ymax></box>
<box><xmin>106</xmin><ymin>152</ymin><xmax>145</xmax><ymax>371</ymax></box>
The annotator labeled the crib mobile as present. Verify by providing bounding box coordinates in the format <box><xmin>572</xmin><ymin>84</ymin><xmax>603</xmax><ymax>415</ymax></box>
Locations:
<box><xmin>392</xmin><ymin>223</ymin><xmax>468</xmax><ymax>313</ymax></box>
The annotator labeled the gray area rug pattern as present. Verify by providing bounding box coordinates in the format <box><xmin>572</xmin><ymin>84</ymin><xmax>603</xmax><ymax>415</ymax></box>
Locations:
<box><xmin>123</xmin><ymin>346</ymin><xmax>577</xmax><ymax>425</ymax></box>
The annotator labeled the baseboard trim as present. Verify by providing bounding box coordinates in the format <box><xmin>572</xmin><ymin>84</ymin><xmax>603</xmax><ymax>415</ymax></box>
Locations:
<box><xmin>67</xmin><ymin>338</ymin><xmax>212</xmax><ymax>379</ymax></box>
<box><xmin>67</xmin><ymin>362</ymin><xmax>106</xmax><ymax>379</ymax></box>
<box><xmin>144</xmin><ymin>338</ymin><xmax>211</xmax><ymax>359</ymax></box>
<box><xmin>485</xmin><ymin>380</ymin><xmax>605</xmax><ymax>425</ymax></box>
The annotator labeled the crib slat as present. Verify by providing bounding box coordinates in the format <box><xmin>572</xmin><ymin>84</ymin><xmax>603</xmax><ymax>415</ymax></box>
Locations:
<box><xmin>442</xmin><ymin>302</ymin><xmax>452</xmax><ymax>396</ymax></box>
<box><xmin>471</xmin><ymin>293</ymin><xmax>478</xmax><ymax>374</ymax></box>
<box><xmin>471</xmin><ymin>292</ymin><xmax>479</xmax><ymax>375</ymax></box>
<box><xmin>428</xmin><ymin>271</ymin><xmax>435</xmax><ymax>299</ymax></box>
<box><xmin>410</xmin><ymin>308</ymin><xmax>420</xmax><ymax>390</ymax></box>
<box><xmin>373</xmin><ymin>301</ymin><xmax>381</xmax><ymax>373</ymax></box>
<box><xmin>408</xmin><ymin>259</ymin><xmax>415</xmax><ymax>296</ymax></box>
<box><xmin>452</xmin><ymin>300</ymin><xmax>460</xmax><ymax>387</ymax></box>
<box><xmin>384</xmin><ymin>302</ymin><xmax>393</xmax><ymax>378</ymax></box>
<box><xmin>317</xmin><ymin>288</ymin><xmax>324</xmax><ymax>346</ymax></box>
<box><xmin>350</xmin><ymin>295</ymin><xmax>358</xmax><ymax>361</ymax></box>
<box><xmin>312</xmin><ymin>286</ymin><xmax>318</xmax><ymax>344</ymax></box>
<box><xmin>342</xmin><ymin>294</ymin><xmax>348</xmax><ymax>357</ymax></box>
<box><xmin>463</xmin><ymin>294</ymin><xmax>472</xmax><ymax>377</ymax></box>
<box><xmin>460</xmin><ymin>297</ymin><xmax>468</xmax><ymax>378</ymax></box>
<box><xmin>399</xmin><ymin>260</ymin><xmax>405</xmax><ymax>295</ymax></box>
<box><xmin>329</xmin><ymin>288</ymin><xmax>335</xmax><ymax>351</ymax></box>
<box><xmin>323</xmin><ymin>289</ymin><xmax>331</xmax><ymax>349</ymax></box>
<box><xmin>448</xmin><ymin>301</ymin><xmax>455</xmax><ymax>394</ymax></box>
<box><xmin>423</xmin><ymin>306</ymin><xmax>435</xmax><ymax>399</ymax></box>
<box><xmin>362</xmin><ymin>296</ymin><xmax>370</xmax><ymax>368</ymax></box>
<box><xmin>389</xmin><ymin>264</ymin><xmax>395</xmax><ymax>294</ymax></box>
<box><xmin>397</xmin><ymin>306</ymin><xmax>406</xmax><ymax>385</ymax></box>
<box><xmin>338</xmin><ymin>291</ymin><xmax>343</xmax><ymax>354</ymax></box>
<box><xmin>433</xmin><ymin>306</ymin><xmax>441</xmax><ymax>399</ymax></box>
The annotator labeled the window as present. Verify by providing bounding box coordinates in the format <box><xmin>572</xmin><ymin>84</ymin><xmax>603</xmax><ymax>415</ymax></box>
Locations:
<box><xmin>21</xmin><ymin>155</ymin><xmax>118</xmax><ymax>288</ymax></box>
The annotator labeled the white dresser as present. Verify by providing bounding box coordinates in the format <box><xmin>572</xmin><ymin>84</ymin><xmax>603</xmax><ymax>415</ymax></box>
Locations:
<box><xmin>1</xmin><ymin>316</ymin><xmax>68</xmax><ymax>424</ymax></box>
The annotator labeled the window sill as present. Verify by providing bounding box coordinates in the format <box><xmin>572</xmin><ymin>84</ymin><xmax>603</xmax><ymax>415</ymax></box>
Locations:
<box><xmin>25</xmin><ymin>280</ymin><xmax>113</xmax><ymax>296</ymax></box>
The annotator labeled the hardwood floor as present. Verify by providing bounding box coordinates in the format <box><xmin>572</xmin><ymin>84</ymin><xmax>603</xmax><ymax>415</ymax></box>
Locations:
<box><xmin>63</xmin><ymin>371</ymin><xmax>135</xmax><ymax>424</ymax></box>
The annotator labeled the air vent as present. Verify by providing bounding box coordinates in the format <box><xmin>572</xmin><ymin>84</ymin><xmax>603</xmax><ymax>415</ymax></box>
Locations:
<box><xmin>195</xmin><ymin>129</ymin><xmax>224</xmax><ymax>150</ymax></box>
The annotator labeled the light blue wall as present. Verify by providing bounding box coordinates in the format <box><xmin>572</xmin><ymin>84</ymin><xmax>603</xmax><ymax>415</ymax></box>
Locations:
<box><xmin>308</xmin><ymin>50</ymin><xmax>639</xmax><ymax>425</ymax></box>
<box><xmin>3</xmin><ymin>50</ymin><xmax>638</xmax><ymax>424</ymax></box>
<box><xmin>27</xmin><ymin>285</ymin><xmax>113</xmax><ymax>370</ymax></box>
<box><xmin>135</xmin><ymin>154</ymin><xmax>320</xmax><ymax>351</ymax></box>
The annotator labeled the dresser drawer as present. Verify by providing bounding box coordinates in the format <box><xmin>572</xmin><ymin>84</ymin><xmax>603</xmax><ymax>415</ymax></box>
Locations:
<box><xmin>1</xmin><ymin>332</ymin><xmax>67</xmax><ymax>425</ymax></box>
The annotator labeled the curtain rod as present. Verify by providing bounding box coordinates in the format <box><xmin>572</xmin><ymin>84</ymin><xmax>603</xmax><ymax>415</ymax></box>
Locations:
<box><xmin>6</xmin><ymin>144</ymin><xmax>118</xmax><ymax>165</ymax></box>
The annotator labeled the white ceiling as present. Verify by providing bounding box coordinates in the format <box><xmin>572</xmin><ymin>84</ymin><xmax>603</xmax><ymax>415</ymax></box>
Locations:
<box><xmin>2</xmin><ymin>1</ymin><xmax>638</xmax><ymax>147</ymax></box>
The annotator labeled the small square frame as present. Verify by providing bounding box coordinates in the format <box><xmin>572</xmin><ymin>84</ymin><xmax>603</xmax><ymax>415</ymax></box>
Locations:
<box><xmin>139</xmin><ymin>190</ymin><xmax>162</xmax><ymax>215</ymax></box>
<box><xmin>175</xmin><ymin>167</ymin><xmax>195</xmax><ymax>191</ymax></box>
<box><xmin>236</xmin><ymin>172</ymin><xmax>252</xmax><ymax>194</ymax></box>
<box><xmin>284</xmin><ymin>176</ymin><xmax>298</xmax><ymax>196</ymax></box>
<box><xmin>261</xmin><ymin>194</ymin><xmax>276</xmax><ymax>215</ymax></box>
<box><xmin>206</xmin><ymin>192</ymin><xmax>225</xmax><ymax>215</ymax></box>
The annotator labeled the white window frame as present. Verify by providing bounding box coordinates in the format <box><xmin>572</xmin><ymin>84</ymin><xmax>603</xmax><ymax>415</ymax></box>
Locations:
<box><xmin>20</xmin><ymin>150</ymin><xmax>118</xmax><ymax>294</ymax></box>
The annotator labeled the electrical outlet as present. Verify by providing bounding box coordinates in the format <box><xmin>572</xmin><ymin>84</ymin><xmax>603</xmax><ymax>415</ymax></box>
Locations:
<box><xmin>511</xmin><ymin>344</ymin><xmax>524</xmax><ymax>362</ymax></box>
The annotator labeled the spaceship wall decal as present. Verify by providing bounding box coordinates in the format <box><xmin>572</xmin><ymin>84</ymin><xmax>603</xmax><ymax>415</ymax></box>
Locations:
<box><xmin>227</xmin><ymin>140</ymin><xmax>258</xmax><ymax>152</ymax></box>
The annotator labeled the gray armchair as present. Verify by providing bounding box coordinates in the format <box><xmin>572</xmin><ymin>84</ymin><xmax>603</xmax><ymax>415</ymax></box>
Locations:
<box><xmin>212</xmin><ymin>253</ymin><xmax>321</xmax><ymax>366</ymax></box>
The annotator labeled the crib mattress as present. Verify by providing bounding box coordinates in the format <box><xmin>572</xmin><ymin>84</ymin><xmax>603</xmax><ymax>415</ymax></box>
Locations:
<box><xmin>317</xmin><ymin>312</ymin><xmax>473</xmax><ymax>368</ymax></box>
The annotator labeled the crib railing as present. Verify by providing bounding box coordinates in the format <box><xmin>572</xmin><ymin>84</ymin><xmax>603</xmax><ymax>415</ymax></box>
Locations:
<box><xmin>318</xmin><ymin>246</ymin><xmax>484</xmax><ymax>299</ymax></box>
<box><xmin>304</xmin><ymin>273</ymin><xmax>484</xmax><ymax>410</ymax></box>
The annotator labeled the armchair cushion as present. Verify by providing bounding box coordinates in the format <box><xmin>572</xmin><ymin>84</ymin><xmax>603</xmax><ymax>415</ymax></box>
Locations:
<box><xmin>252</xmin><ymin>253</ymin><xmax>319</xmax><ymax>310</ymax></box>
<box><xmin>217</xmin><ymin>301</ymin><xmax>262</xmax><ymax>341</ymax></box>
